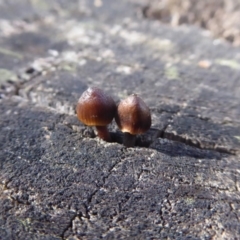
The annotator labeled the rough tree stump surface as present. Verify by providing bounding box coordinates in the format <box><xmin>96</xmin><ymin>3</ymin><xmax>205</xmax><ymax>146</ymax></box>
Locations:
<box><xmin>0</xmin><ymin>0</ymin><xmax>240</xmax><ymax>239</ymax></box>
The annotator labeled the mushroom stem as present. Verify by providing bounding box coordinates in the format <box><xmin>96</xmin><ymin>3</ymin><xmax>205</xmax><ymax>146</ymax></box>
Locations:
<box><xmin>96</xmin><ymin>126</ymin><xmax>111</xmax><ymax>142</ymax></box>
<box><xmin>123</xmin><ymin>132</ymin><xmax>136</xmax><ymax>147</ymax></box>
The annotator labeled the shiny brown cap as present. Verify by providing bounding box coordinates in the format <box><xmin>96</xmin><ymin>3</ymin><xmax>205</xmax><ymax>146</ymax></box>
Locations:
<box><xmin>115</xmin><ymin>94</ymin><xmax>151</xmax><ymax>135</ymax></box>
<box><xmin>76</xmin><ymin>87</ymin><xmax>116</xmax><ymax>126</ymax></box>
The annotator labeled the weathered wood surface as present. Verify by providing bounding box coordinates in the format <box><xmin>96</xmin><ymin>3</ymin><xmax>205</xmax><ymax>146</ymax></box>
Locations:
<box><xmin>0</xmin><ymin>0</ymin><xmax>240</xmax><ymax>239</ymax></box>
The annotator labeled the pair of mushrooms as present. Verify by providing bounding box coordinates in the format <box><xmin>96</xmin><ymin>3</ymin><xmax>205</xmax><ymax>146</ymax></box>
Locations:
<box><xmin>76</xmin><ymin>87</ymin><xmax>151</xmax><ymax>147</ymax></box>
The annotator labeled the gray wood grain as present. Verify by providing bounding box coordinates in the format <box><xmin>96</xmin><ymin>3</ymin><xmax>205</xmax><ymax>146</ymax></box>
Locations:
<box><xmin>0</xmin><ymin>0</ymin><xmax>240</xmax><ymax>239</ymax></box>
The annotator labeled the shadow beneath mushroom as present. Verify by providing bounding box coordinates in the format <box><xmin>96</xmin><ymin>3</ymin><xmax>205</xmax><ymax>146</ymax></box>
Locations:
<box><xmin>110</xmin><ymin>128</ymin><xmax>224</xmax><ymax>160</ymax></box>
<box><xmin>149</xmin><ymin>138</ymin><xmax>224</xmax><ymax>160</ymax></box>
<box><xmin>110</xmin><ymin>128</ymin><xmax>159</xmax><ymax>147</ymax></box>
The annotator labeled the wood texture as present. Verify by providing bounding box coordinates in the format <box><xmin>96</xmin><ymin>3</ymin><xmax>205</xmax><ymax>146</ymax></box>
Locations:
<box><xmin>0</xmin><ymin>0</ymin><xmax>240</xmax><ymax>239</ymax></box>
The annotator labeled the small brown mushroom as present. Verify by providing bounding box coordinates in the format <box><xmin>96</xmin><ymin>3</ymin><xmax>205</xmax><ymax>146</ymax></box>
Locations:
<box><xmin>115</xmin><ymin>94</ymin><xmax>151</xmax><ymax>147</ymax></box>
<box><xmin>76</xmin><ymin>87</ymin><xmax>116</xmax><ymax>142</ymax></box>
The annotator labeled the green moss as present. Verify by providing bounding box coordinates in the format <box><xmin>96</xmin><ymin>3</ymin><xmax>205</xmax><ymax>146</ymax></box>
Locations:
<box><xmin>18</xmin><ymin>218</ymin><xmax>31</xmax><ymax>231</ymax></box>
<box><xmin>185</xmin><ymin>197</ymin><xmax>195</xmax><ymax>205</ymax></box>
<box><xmin>0</xmin><ymin>48</ymin><xmax>22</xmax><ymax>59</ymax></box>
<box><xmin>234</xmin><ymin>136</ymin><xmax>240</xmax><ymax>142</ymax></box>
<box><xmin>165</xmin><ymin>66</ymin><xmax>179</xmax><ymax>80</ymax></box>
<box><xmin>59</xmin><ymin>63</ymin><xmax>77</xmax><ymax>72</ymax></box>
<box><xmin>147</xmin><ymin>38</ymin><xmax>173</xmax><ymax>52</ymax></box>
<box><xmin>29</xmin><ymin>0</ymin><xmax>49</xmax><ymax>11</ymax></box>
<box><xmin>0</xmin><ymin>69</ymin><xmax>17</xmax><ymax>83</ymax></box>
<box><xmin>215</xmin><ymin>59</ymin><xmax>240</xmax><ymax>70</ymax></box>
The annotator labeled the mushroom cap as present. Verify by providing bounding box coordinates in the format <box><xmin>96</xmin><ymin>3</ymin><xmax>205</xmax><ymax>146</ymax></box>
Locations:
<box><xmin>76</xmin><ymin>87</ymin><xmax>116</xmax><ymax>126</ymax></box>
<box><xmin>115</xmin><ymin>94</ymin><xmax>151</xmax><ymax>135</ymax></box>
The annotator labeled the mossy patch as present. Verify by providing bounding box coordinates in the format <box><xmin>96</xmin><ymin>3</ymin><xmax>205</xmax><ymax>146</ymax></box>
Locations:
<box><xmin>164</xmin><ymin>65</ymin><xmax>179</xmax><ymax>80</ymax></box>
<box><xmin>215</xmin><ymin>59</ymin><xmax>240</xmax><ymax>70</ymax></box>
<box><xmin>0</xmin><ymin>68</ymin><xmax>17</xmax><ymax>83</ymax></box>
<box><xmin>0</xmin><ymin>47</ymin><xmax>22</xmax><ymax>59</ymax></box>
